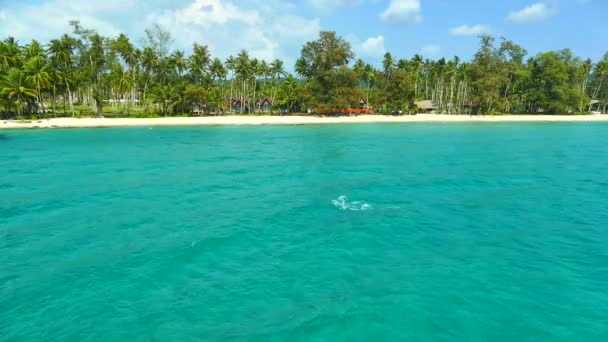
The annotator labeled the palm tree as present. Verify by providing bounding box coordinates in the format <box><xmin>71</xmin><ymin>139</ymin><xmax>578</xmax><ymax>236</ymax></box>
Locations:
<box><xmin>188</xmin><ymin>43</ymin><xmax>210</xmax><ymax>85</ymax></box>
<box><xmin>23</xmin><ymin>55</ymin><xmax>52</xmax><ymax>113</ymax></box>
<box><xmin>209</xmin><ymin>58</ymin><xmax>224</xmax><ymax>86</ymax></box>
<box><xmin>48</xmin><ymin>35</ymin><xmax>75</xmax><ymax>117</ymax></box>
<box><xmin>363</xmin><ymin>63</ymin><xmax>376</xmax><ymax>107</ymax></box>
<box><xmin>207</xmin><ymin>87</ymin><xmax>224</xmax><ymax>115</ymax></box>
<box><xmin>382</xmin><ymin>52</ymin><xmax>394</xmax><ymax>83</ymax></box>
<box><xmin>235</xmin><ymin>49</ymin><xmax>250</xmax><ymax>114</ymax></box>
<box><xmin>270</xmin><ymin>59</ymin><xmax>285</xmax><ymax>110</ymax></box>
<box><xmin>114</xmin><ymin>34</ymin><xmax>139</xmax><ymax>108</ymax></box>
<box><xmin>141</xmin><ymin>47</ymin><xmax>158</xmax><ymax>104</ymax></box>
<box><xmin>225</xmin><ymin>55</ymin><xmax>236</xmax><ymax>113</ymax></box>
<box><xmin>109</xmin><ymin>63</ymin><xmax>134</xmax><ymax>113</ymax></box>
<box><xmin>411</xmin><ymin>54</ymin><xmax>423</xmax><ymax>98</ymax></box>
<box><xmin>150</xmin><ymin>85</ymin><xmax>179</xmax><ymax>116</ymax></box>
<box><xmin>23</xmin><ymin>40</ymin><xmax>44</xmax><ymax>60</ymax></box>
<box><xmin>295</xmin><ymin>58</ymin><xmax>307</xmax><ymax>79</ymax></box>
<box><xmin>353</xmin><ymin>59</ymin><xmax>365</xmax><ymax>78</ymax></box>
<box><xmin>259</xmin><ymin>60</ymin><xmax>270</xmax><ymax>90</ymax></box>
<box><xmin>591</xmin><ymin>57</ymin><xmax>608</xmax><ymax>109</ymax></box>
<box><xmin>155</xmin><ymin>57</ymin><xmax>172</xmax><ymax>86</ymax></box>
<box><xmin>170</xmin><ymin>50</ymin><xmax>187</xmax><ymax>76</ymax></box>
<box><xmin>249</xmin><ymin>58</ymin><xmax>260</xmax><ymax>113</ymax></box>
<box><xmin>1</xmin><ymin>68</ymin><xmax>37</xmax><ymax>117</ymax></box>
<box><xmin>0</xmin><ymin>41</ymin><xmax>17</xmax><ymax>72</ymax></box>
<box><xmin>257</xmin><ymin>60</ymin><xmax>271</xmax><ymax>112</ymax></box>
<box><xmin>210</xmin><ymin>57</ymin><xmax>226</xmax><ymax>100</ymax></box>
<box><xmin>115</xmin><ymin>34</ymin><xmax>138</xmax><ymax>68</ymax></box>
<box><xmin>1</xmin><ymin>37</ymin><xmax>20</xmax><ymax>70</ymax></box>
<box><xmin>277</xmin><ymin>74</ymin><xmax>298</xmax><ymax>114</ymax></box>
<box><xmin>48</xmin><ymin>66</ymin><xmax>64</xmax><ymax>116</ymax></box>
<box><xmin>86</xmin><ymin>33</ymin><xmax>107</xmax><ymax>118</ymax></box>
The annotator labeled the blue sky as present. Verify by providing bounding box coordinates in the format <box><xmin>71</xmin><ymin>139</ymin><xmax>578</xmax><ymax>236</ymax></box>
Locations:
<box><xmin>0</xmin><ymin>0</ymin><xmax>605</xmax><ymax>69</ymax></box>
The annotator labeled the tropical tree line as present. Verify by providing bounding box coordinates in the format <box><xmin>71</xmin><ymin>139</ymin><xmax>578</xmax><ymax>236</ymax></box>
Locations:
<box><xmin>1</xmin><ymin>23</ymin><xmax>607</xmax><ymax>119</ymax></box>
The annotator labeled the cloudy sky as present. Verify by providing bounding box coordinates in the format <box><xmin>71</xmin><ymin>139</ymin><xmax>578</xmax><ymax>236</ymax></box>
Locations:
<box><xmin>0</xmin><ymin>0</ymin><xmax>605</xmax><ymax>68</ymax></box>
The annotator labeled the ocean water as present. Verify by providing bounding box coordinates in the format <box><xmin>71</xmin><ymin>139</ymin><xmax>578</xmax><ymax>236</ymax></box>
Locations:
<box><xmin>1</xmin><ymin>123</ymin><xmax>608</xmax><ymax>341</ymax></box>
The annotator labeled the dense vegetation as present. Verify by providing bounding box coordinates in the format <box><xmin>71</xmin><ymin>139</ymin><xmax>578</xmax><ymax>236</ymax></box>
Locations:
<box><xmin>1</xmin><ymin>22</ymin><xmax>607</xmax><ymax>118</ymax></box>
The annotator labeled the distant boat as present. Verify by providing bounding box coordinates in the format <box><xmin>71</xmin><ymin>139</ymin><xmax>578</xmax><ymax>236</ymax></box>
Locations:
<box><xmin>590</xmin><ymin>111</ymin><xmax>602</xmax><ymax>115</ymax></box>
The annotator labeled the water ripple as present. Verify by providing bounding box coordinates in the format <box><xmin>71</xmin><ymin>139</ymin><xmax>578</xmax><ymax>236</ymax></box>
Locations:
<box><xmin>332</xmin><ymin>196</ymin><xmax>372</xmax><ymax>211</ymax></box>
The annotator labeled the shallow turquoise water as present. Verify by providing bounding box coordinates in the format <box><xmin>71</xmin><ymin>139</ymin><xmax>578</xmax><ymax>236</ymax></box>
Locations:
<box><xmin>1</xmin><ymin>123</ymin><xmax>608</xmax><ymax>341</ymax></box>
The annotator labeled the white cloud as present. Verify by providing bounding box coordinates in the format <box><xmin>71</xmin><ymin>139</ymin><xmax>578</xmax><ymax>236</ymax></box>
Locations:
<box><xmin>358</xmin><ymin>35</ymin><xmax>386</xmax><ymax>58</ymax></box>
<box><xmin>448</xmin><ymin>24</ymin><xmax>493</xmax><ymax>36</ymax></box>
<box><xmin>507</xmin><ymin>2</ymin><xmax>558</xmax><ymax>23</ymax></box>
<box><xmin>148</xmin><ymin>0</ymin><xmax>320</xmax><ymax>65</ymax></box>
<box><xmin>421</xmin><ymin>44</ymin><xmax>441</xmax><ymax>58</ymax></box>
<box><xmin>308</xmin><ymin>0</ymin><xmax>363</xmax><ymax>14</ymax></box>
<box><xmin>380</xmin><ymin>0</ymin><xmax>422</xmax><ymax>25</ymax></box>
<box><xmin>0</xmin><ymin>0</ymin><xmax>320</xmax><ymax>69</ymax></box>
<box><xmin>0</xmin><ymin>0</ymin><xmax>128</xmax><ymax>43</ymax></box>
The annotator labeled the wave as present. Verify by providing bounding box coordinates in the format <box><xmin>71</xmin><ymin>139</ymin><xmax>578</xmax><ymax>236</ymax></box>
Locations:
<box><xmin>332</xmin><ymin>196</ymin><xmax>372</xmax><ymax>211</ymax></box>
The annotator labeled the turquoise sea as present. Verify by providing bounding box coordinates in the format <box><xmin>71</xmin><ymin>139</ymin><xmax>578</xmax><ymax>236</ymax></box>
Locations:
<box><xmin>1</xmin><ymin>123</ymin><xmax>608</xmax><ymax>341</ymax></box>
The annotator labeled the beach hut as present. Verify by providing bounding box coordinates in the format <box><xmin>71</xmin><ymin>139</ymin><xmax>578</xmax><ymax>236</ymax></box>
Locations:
<box><xmin>414</xmin><ymin>100</ymin><xmax>438</xmax><ymax>114</ymax></box>
<box><xmin>258</xmin><ymin>98</ymin><xmax>274</xmax><ymax>113</ymax></box>
<box><xmin>227</xmin><ymin>98</ymin><xmax>252</xmax><ymax>114</ymax></box>
<box><xmin>192</xmin><ymin>102</ymin><xmax>206</xmax><ymax>116</ymax></box>
<box><xmin>589</xmin><ymin>100</ymin><xmax>603</xmax><ymax>114</ymax></box>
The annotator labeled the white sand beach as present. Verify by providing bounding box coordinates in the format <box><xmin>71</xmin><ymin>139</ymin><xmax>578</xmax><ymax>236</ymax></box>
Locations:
<box><xmin>2</xmin><ymin>115</ymin><xmax>608</xmax><ymax>129</ymax></box>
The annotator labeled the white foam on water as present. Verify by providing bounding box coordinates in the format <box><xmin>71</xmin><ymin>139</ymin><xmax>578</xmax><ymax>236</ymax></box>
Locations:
<box><xmin>332</xmin><ymin>196</ymin><xmax>372</xmax><ymax>211</ymax></box>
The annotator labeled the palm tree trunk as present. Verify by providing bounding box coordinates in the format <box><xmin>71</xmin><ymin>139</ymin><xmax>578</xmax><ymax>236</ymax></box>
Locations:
<box><xmin>229</xmin><ymin>75</ymin><xmax>234</xmax><ymax>114</ymax></box>
<box><xmin>66</xmin><ymin>81</ymin><xmax>75</xmax><ymax>117</ymax></box>
<box><xmin>52</xmin><ymin>85</ymin><xmax>56</xmax><ymax>117</ymax></box>
<box><xmin>241</xmin><ymin>80</ymin><xmax>245</xmax><ymax>114</ymax></box>
<box><xmin>252</xmin><ymin>78</ymin><xmax>257</xmax><ymax>114</ymax></box>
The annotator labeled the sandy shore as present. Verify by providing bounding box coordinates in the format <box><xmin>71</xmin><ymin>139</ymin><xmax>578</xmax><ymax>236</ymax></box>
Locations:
<box><xmin>1</xmin><ymin>115</ymin><xmax>608</xmax><ymax>129</ymax></box>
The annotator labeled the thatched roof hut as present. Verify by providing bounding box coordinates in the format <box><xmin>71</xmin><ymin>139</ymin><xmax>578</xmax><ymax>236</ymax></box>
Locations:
<box><xmin>414</xmin><ymin>100</ymin><xmax>438</xmax><ymax>113</ymax></box>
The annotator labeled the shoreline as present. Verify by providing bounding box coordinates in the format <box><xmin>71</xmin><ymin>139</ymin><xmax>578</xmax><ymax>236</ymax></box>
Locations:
<box><xmin>2</xmin><ymin>114</ymin><xmax>608</xmax><ymax>129</ymax></box>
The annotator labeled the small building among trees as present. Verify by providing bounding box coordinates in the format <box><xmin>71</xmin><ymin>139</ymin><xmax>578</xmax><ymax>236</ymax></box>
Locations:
<box><xmin>414</xmin><ymin>100</ymin><xmax>438</xmax><ymax>114</ymax></box>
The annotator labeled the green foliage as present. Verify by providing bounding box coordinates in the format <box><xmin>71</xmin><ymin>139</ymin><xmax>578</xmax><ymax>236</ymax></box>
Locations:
<box><xmin>0</xmin><ymin>25</ymin><xmax>606</xmax><ymax>119</ymax></box>
<box><xmin>385</xmin><ymin>70</ymin><xmax>415</xmax><ymax>112</ymax></box>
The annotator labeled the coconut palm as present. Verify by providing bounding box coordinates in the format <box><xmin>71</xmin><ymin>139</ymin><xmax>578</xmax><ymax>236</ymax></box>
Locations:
<box><xmin>411</xmin><ymin>54</ymin><xmax>423</xmax><ymax>98</ymax></box>
<box><xmin>48</xmin><ymin>35</ymin><xmax>75</xmax><ymax>117</ymax></box>
<box><xmin>141</xmin><ymin>47</ymin><xmax>158</xmax><ymax>102</ymax></box>
<box><xmin>225</xmin><ymin>55</ymin><xmax>236</xmax><ymax>113</ymax></box>
<box><xmin>114</xmin><ymin>34</ymin><xmax>137</xmax><ymax>68</ymax></box>
<box><xmin>188</xmin><ymin>43</ymin><xmax>210</xmax><ymax>85</ymax></box>
<box><xmin>0</xmin><ymin>40</ymin><xmax>18</xmax><ymax>71</ymax></box>
<box><xmin>109</xmin><ymin>63</ymin><xmax>134</xmax><ymax>112</ymax></box>
<box><xmin>86</xmin><ymin>33</ymin><xmax>107</xmax><ymax>117</ymax></box>
<box><xmin>382</xmin><ymin>52</ymin><xmax>394</xmax><ymax>83</ymax></box>
<box><xmin>207</xmin><ymin>87</ymin><xmax>224</xmax><ymax>115</ymax></box>
<box><xmin>47</xmin><ymin>65</ymin><xmax>64</xmax><ymax>115</ymax></box>
<box><xmin>259</xmin><ymin>60</ymin><xmax>270</xmax><ymax>89</ymax></box>
<box><xmin>150</xmin><ymin>84</ymin><xmax>179</xmax><ymax>116</ymax></box>
<box><xmin>23</xmin><ymin>55</ymin><xmax>52</xmax><ymax>112</ymax></box>
<box><xmin>1</xmin><ymin>37</ymin><xmax>20</xmax><ymax>70</ymax></box>
<box><xmin>591</xmin><ymin>57</ymin><xmax>608</xmax><ymax>106</ymax></box>
<box><xmin>235</xmin><ymin>50</ymin><xmax>250</xmax><ymax>113</ymax></box>
<box><xmin>270</xmin><ymin>59</ymin><xmax>285</xmax><ymax>109</ymax></box>
<box><xmin>209</xmin><ymin>58</ymin><xmax>225</xmax><ymax>85</ymax></box>
<box><xmin>113</xmin><ymin>34</ymin><xmax>139</xmax><ymax>109</ymax></box>
<box><xmin>210</xmin><ymin>57</ymin><xmax>227</xmax><ymax>100</ymax></box>
<box><xmin>249</xmin><ymin>58</ymin><xmax>260</xmax><ymax>113</ymax></box>
<box><xmin>277</xmin><ymin>74</ymin><xmax>298</xmax><ymax>114</ymax></box>
<box><xmin>170</xmin><ymin>50</ymin><xmax>187</xmax><ymax>76</ymax></box>
<box><xmin>23</xmin><ymin>40</ymin><xmax>45</xmax><ymax>60</ymax></box>
<box><xmin>1</xmin><ymin>68</ymin><xmax>37</xmax><ymax>117</ymax></box>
